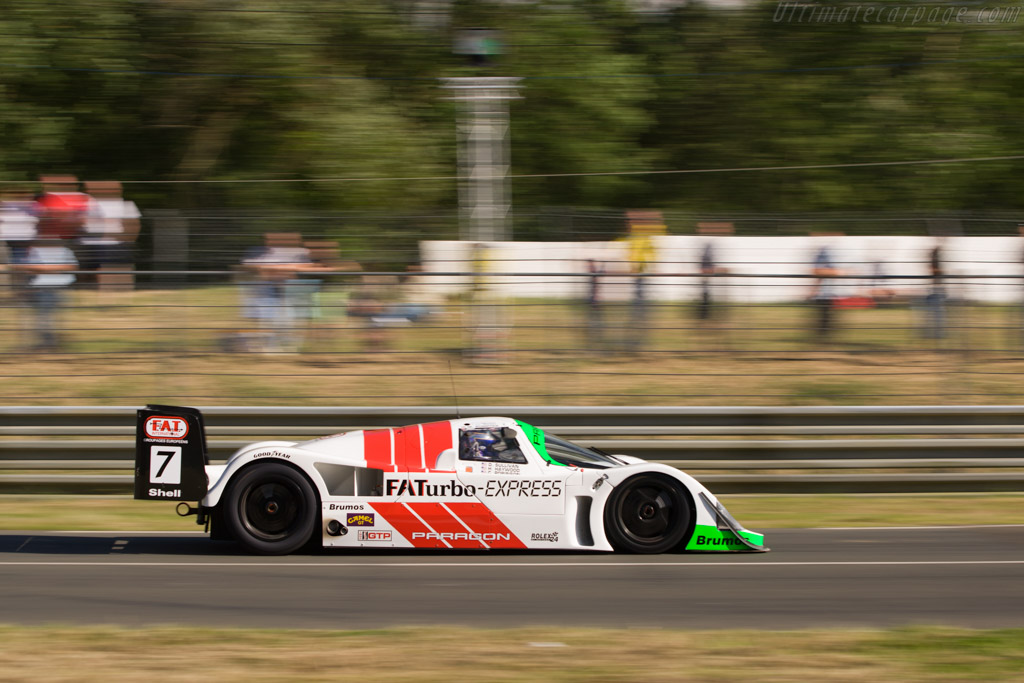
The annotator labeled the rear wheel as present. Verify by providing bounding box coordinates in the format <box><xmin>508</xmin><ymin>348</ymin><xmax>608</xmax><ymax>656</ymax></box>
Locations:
<box><xmin>604</xmin><ymin>474</ymin><xmax>693</xmax><ymax>554</ymax></box>
<box><xmin>224</xmin><ymin>462</ymin><xmax>318</xmax><ymax>555</ymax></box>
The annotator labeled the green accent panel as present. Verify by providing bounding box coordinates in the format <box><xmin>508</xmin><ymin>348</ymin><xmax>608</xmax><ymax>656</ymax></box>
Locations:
<box><xmin>514</xmin><ymin>420</ymin><xmax>565</xmax><ymax>467</ymax></box>
<box><xmin>685</xmin><ymin>524</ymin><xmax>765</xmax><ymax>552</ymax></box>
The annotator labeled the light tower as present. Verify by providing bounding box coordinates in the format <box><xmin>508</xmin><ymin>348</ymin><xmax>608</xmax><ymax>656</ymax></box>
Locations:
<box><xmin>442</xmin><ymin>75</ymin><xmax>520</xmax><ymax>242</ymax></box>
<box><xmin>443</xmin><ymin>31</ymin><xmax>520</xmax><ymax>363</ymax></box>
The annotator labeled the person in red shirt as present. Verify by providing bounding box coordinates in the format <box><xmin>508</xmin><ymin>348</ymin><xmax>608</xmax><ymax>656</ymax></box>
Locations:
<box><xmin>34</xmin><ymin>175</ymin><xmax>89</xmax><ymax>241</ymax></box>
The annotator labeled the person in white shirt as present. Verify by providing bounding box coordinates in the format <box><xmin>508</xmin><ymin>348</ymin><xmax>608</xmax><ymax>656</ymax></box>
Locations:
<box><xmin>240</xmin><ymin>232</ymin><xmax>312</xmax><ymax>352</ymax></box>
<box><xmin>0</xmin><ymin>190</ymin><xmax>39</xmax><ymax>303</ymax></box>
<box><xmin>81</xmin><ymin>180</ymin><xmax>140</xmax><ymax>289</ymax></box>
<box><xmin>12</xmin><ymin>238</ymin><xmax>78</xmax><ymax>351</ymax></box>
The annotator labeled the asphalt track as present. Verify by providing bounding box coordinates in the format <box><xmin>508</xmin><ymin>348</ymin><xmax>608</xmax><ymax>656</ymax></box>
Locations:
<box><xmin>1</xmin><ymin>526</ymin><xmax>1023</xmax><ymax>629</ymax></box>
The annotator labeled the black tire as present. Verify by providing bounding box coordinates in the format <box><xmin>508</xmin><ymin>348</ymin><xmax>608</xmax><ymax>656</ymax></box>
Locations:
<box><xmin>604</xmin><ymin>473</ymin><xmax>694</xmax><ymax>554</ymax></box>
<box><xmin>224</xmin><ymin>462</ymin><xmax>318</xmax><ymax>555</ymax></box>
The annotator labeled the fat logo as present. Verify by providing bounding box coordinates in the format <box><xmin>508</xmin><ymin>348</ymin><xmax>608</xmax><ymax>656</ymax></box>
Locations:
<box><xmin>358</xmin><ymin>530</ymin><xmax>391</xmax><ymax>542</ymax></box>
<box><xmin>386</xmin><ymin>478</ymin><xmax>476</xmax><ymax>497</ymax></box>
<box><xmin>145</xmin><ymin>416</ymin><xmax>189</xmax><ymax>440</ymax></box>
<box><xmin>530</xmin><ymin>532</ymin><xmax>558</xmax><ymax>543</ymax></box>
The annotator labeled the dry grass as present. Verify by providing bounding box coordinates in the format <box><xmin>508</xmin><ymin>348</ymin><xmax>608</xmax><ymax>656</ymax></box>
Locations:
<box><xmin>0</xmin><ymin>625</ymin><xmax>1020</xmax><ymax>682</ymax></box>
<box><xmin>1</xmin><ymin>286</ymin><xmax>1023</xmax><ymax>405</ymax></box>
<box><xmin>0</xmin><ymin>495</ymin><xmax>197</xmax><ymax>531</ymax></box>
<box><xmin>719</xmin><ymin>493</ymin><xmax>1024</xmax><ymax>528</ymax></box>
<box><xmin>0</xmin><ymin>343</ymin><xmax>1017</xmax><ymax>406</ymax></box>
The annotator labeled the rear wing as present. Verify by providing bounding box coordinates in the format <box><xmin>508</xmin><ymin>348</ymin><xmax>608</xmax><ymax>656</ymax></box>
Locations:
<box><xmin>134</xmin><ymin>405</ymin><xmax>209</xmax><ymax>501</ymax></box>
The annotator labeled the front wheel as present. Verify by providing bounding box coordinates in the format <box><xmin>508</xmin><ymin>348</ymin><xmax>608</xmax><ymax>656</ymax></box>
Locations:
<box><xmin>224</xmin><ymin>462</ymin><xmax>318</xmax><ymax>555</ymax></box>
<box><xmin>604</xmin><ymin>474</ymin><xmax>693</xmax><ymax>554</ymax></box>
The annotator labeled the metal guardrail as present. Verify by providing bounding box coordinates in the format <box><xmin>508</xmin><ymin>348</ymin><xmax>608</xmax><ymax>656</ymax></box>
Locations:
<box><xmin>2</xmin><ymin>405</ymin><xmax>1024</xmax><ymax>494</ymax></box>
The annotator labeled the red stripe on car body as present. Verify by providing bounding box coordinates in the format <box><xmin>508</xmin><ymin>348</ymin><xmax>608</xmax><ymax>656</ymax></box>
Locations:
<box><xmin>397</xmin><ymin>426</ymin><xmax>427</xmax><ymax>473</ymax></box>
<box><xmin>363</xmin><ymin>429</ymin><xmax>395</xmax><ymax>472</ymax></box>
<box><xmin>445</xmin><ymin>501</ymin><xmax>528</xmax><ymax>549</ymax></box>
<box><xmin>407</xmin><ymin>502</ymin><xmax>487</xmax><ymax>549</ymax></box>
<box><xmin>421</xmin><ymin>421</ymin><xmax>454</xmax><ymax>471</ymax></box>
<box><xmin>368</xmin><ymin>501</ymin><xmax>444</xmax><ymax>548</ymax></box>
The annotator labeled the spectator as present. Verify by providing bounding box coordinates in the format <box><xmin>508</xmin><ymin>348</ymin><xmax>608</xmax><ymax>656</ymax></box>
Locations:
<box><xmin>625</xmin><ymin>211</ymin><xmax>664</xmax><ymax>352</ymax></box>
<box><xmin>348</xmin><ymin>273</ymin><xmax>401</xmax><ymax>350</ymax></box>
<box><xmin>584</xmin><ymin>258</ymin><xmax>605</xmax><ymax>350</ymax></box>
<box><xmin>80</xmin><ymin>181</ymin><xmax>141</xmax><ymax>290</ymax></box>
<box><xmin>34</xmin><ymin>176</ymin><xmax>88</xmax><ymax>241</ymax></box>
<box><xmin>0</xmin><ymin>189</ymin><xmax>39</xmax><ymax>262</ymax></box>
<box><xmin>0</xmin><ymin>190</ymin><xmax>38</xmax><ymax>304</ymax></box>
<box><xmin>298</xmin><ymin>240</ymin><xmax>361</xmax><ymax>352</ymax></box>
<box><xmin>924</xmin><ymin>237</ymin><xmax>947</xmax><ymax>340</ymax></box>
<box><xmin>695</xmin><ymin>222</ymin><xmax>733</xmax><ymax>321</ymax></box>
<box><xmin>1019</xmin><ymin>226</ymin><xmax>1024</xmax><ymax>350</ymax></box>
<box><xmin>240</xmin><ymin>232</ymin><xmax>312</xmax><ymax>353</ymax></box>
<box><xmin>809</xmin><ymin>235</ymin><xmax>841</xmax><ymax>339</ymax></box>
<box><xmin>866</xmin><ymin>247</ymin><xmax>895</xmax><ymax>307</ymax></box>
<box><xmin>12</xmin><ymin>238</ymin><xmax>78</xmax><ymax>351</ymax></box>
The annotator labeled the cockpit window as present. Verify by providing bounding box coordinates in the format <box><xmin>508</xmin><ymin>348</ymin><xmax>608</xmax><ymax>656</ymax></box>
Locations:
<box><xmin>459</xmin><ymin>427</ymin><xmax>527</xmax><ymax>464</ymax></box>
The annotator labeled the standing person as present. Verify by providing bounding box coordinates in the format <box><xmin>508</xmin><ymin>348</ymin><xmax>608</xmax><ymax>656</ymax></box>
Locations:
<box><xmin>0</xmin><ymin>190</ymin><xmax>39</xmax><ymax>263</ymax></box>
<box><xmin>1018</xmin><ymin>226</ymin><xmax>1024</xmax><ymax>350</ymax></box>
<box><xmin>12</xmin><ymin>238</ymin><xmax>78</xmax><ymax>351</ymax></box>
<box><xmin>34</xmin><ymin>176</ymin><xmax>88</xmax><ymax>241</ymax></box>
<box><xmin>924</xmin><ymin>238</ymin><xmax>947</xmax><ymax>340</ymax></box>
<box><xmin>810</xmin><ymin>236</ymin><xmax>840</xmax><ymax>340</ymax></box>
<box><xmin>698</xmin><ymin>240</ymin><xmax>715</xmax><ymax>320</ymax></box>
<box><xmin>695</xmin><ymin>222</ymin><xmax>733</xmax><ymax>322</ymax></box>
<box><xmin>297</xmin><ymin>240</ymin><xmax>361</xmax><ymax>353</ymax></box>
<box><xmin>0</xmin><ymin>190</ymin><xmax>39</xmax><ymax>308</ymax></box>
<box><xmin>241</xmin><ymin>233</ymin><xmax>311</xmax><ymax>353</ymax></box>
<box><xmin>80</xmin><ymin>181</ymin><xmax>141</xmax><ymax>290</ymax></box>
<box><xmin>625</xmin><ymin>211</ymin><xmax>664</xmax><ymax>352</ymax></box>
<box><xmin>584</xmin><ymin>258</ymin><xmax>605</xmax><ymax>350</ymax></box>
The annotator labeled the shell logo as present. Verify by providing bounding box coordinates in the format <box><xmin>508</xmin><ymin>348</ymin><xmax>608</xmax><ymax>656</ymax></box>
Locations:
<box><xmin>145</xmin><ymin>416</ymin><xmax>189</xmax><ymax>440</ymax></box>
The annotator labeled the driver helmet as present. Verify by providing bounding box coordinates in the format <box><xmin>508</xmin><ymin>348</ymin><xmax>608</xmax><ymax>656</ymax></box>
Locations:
<box><xmin>468</xmin><ymin>430</ymin><xmax>505</xmax><ymax>459</ymax></box>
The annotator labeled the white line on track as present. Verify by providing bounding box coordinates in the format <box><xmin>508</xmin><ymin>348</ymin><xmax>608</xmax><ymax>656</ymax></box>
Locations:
<box><xmin>27</xmin><ymin>531</ymin><xmax>207</xmax><ymax>535</ymax></box>
<box><xmin>803</xmin><ymin>524</ymin><xmax>1024</xmax><ymax>531</ymax></box>
<box><xmin>23</xmin><ymin>524</ymin><xmax>1024</xmax><ymax>535</ymax></box>
<box><xmin>1</xmin><ymin>560</ymin><xmax>1024</xmax><ymax>568</ymax></box>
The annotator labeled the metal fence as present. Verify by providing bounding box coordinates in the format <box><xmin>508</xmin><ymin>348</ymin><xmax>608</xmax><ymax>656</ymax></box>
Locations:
<box><xmin>2</xmin><ymin>405</ymin><xmax>1024</xmax><ymax>494</ymax></box>
<box><xmin>2</xmin><ymin>264</ymin><xmax>1024</xmax><ymax>404</ymax></box>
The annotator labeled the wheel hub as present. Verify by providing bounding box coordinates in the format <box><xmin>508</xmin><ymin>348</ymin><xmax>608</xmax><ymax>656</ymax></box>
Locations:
<box><xmin>242</xmin><ymin>481</ymin><xmax>301</xmax><ymax>540</ymax></box>
<box><xmin>639</xmin><ymin>502</ymin><xmax>657</xmax><ymax>520</ymax></box>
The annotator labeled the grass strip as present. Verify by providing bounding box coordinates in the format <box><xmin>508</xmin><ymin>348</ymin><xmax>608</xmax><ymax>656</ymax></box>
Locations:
<box><xmin>0</xmin><ymin>625</ymin><xmax>1021</xmax><ymax>681</ymax></box>
<box><xmin>2</xmin><ymin>493</ymin><xmax>1024</xmax><ymax>531</ymax></box>
<box><xmin>5</xmin><ymin>288</ymin><xmax>1024</xmax><ymax>405</ymax></box>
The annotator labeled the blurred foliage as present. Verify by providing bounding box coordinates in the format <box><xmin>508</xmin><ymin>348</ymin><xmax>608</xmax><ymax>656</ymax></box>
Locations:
<box><xmin>2</xmin><ymin>0</ymin><xmax>1024</xmax><ymax>218</ymax></box>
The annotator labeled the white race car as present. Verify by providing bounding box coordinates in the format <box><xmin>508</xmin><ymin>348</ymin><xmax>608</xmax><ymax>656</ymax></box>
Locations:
<box><xmin>135</xmin><ymin>405</ymin><xmax>767</xmax><ymax>555</ymax></box>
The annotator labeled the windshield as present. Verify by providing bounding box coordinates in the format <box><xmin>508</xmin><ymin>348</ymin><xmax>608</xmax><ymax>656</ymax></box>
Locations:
<box><xmin>541</xmin><ymin>433</ymin><xmax>622</xmax><ymax>469</ymax></box>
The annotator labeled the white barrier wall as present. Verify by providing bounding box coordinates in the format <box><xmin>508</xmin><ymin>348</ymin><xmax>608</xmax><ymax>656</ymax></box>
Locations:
<box><xmin>420</xmin><ymin>235</ymin><xmax>1024</xmax><ymax>303</ymax></box>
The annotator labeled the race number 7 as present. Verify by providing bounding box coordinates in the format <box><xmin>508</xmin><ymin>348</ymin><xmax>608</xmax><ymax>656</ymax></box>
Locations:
<box><xmin>149</xmin><ymin>446</ymin><xmax>182</xmax><ymax>484</ymax></box>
